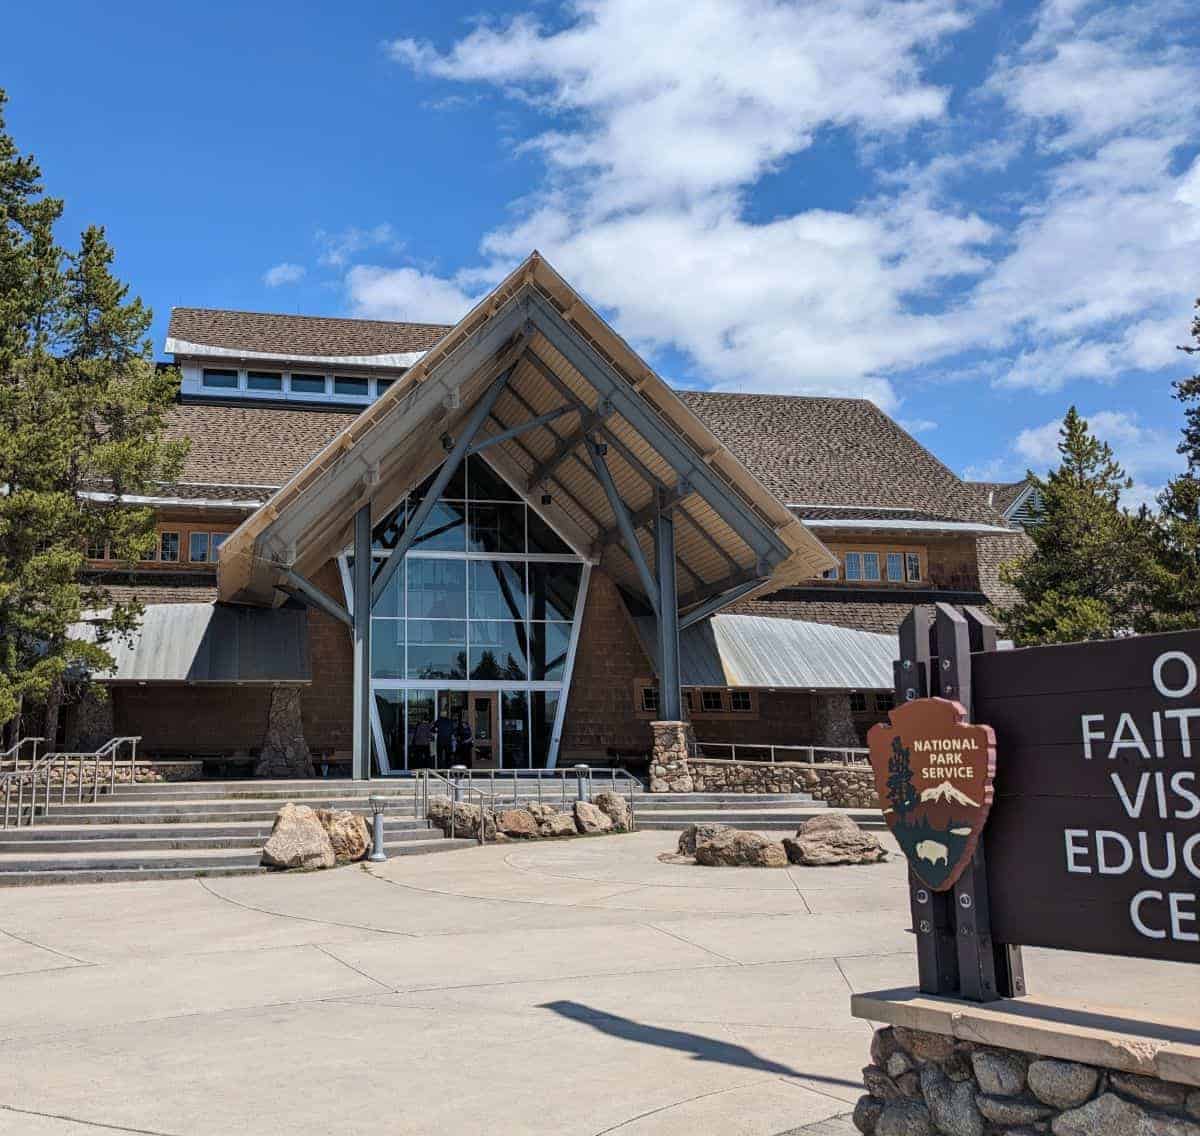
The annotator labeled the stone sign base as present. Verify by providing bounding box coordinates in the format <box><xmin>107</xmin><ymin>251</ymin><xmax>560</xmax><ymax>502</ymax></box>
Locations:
<box><xmin>850</xmin><ymin>988</ymin><xmax>1200</xmax><ymax>1134</ymax></box>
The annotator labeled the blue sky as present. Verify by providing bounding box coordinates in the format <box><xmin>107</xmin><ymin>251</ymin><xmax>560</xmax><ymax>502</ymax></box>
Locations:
<box><xmin>3</xmin><ymin>0</ymin><xmax>1198</xmax><ymax>504</ymax></box>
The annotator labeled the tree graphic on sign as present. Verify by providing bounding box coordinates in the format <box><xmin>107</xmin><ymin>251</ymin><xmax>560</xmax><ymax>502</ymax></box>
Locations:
<box><xmin>887</xmin><ymin>736</ymin><xmax>919</xmax><ymax>820</ymax></box>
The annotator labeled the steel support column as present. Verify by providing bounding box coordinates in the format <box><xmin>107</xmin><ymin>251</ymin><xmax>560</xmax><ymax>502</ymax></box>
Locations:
<box><xmin>352</xmin><ymin>503</ymin><xmax>373</xmax><ymax>781</ymax></box>
<box><xmin>655</xmin><ymin>489</ymin><xmax>683</xmax><ymax>722</ymax></box>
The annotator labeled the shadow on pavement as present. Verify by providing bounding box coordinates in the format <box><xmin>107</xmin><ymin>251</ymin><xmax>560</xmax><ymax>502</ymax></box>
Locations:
<box><xmin>539</xmin><ymin>1000</ymin><xmax>861</xmax><ymax>1088</ymax></box>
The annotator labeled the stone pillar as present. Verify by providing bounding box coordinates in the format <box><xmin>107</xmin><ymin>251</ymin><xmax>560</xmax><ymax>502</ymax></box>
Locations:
<box><xmin>255</xmin><ymin>685</ymin><xmax>315</xmax><ymax>779</ymax></box>
<box><xmin>812</xmin><ymin>692</ymin><xmax>861</xmax><ymax>748</ymax></box>
<box><xmin>648</xmin><ymin>720</ymin><xmax>696</xmax><ymax>793</ymax></box>
<box><xmin>64</xmin><ymin>686</ymin><xmax>115</xmax><ymax>752</ymax></box>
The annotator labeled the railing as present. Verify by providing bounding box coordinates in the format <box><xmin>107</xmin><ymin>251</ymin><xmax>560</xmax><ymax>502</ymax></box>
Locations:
<box><xmin>0</xmin><ymin>736</ymin><xmax>141</xmax><ymax>829</ymax></box>
<box><xmin>419</xmin><ymin>769</ymin><xmax>497</xmax><ymax>845</ymax></box>
<box><xmin>416</xmin><ymin>765</ymin><xmax>641</xmax><ymax>838</ymax></box>
<box><xmin>693</xmin><ymin>741</ymin><xmax>870</xmax><ymax>766</ymax></box>
<box><xmin>0</xmin><ymin>736</ymin><xmax>44</xmax><ymax>775</ymax></box>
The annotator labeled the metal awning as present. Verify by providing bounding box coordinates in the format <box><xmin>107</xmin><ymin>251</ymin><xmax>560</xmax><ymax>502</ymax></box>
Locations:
<box><xmin>636</xmin><ymin>613</ymin><xmax>897</xmax><ymax>690</ymax></box>
<box><xmin>216</xmin><ymin>252</ymin><xmax>835</xmax><ymax>612</ymax></box>
<box><xmin>71</xmin><ymin>603</ymin><xmax>310</xmax><ymax>684</ymax></box>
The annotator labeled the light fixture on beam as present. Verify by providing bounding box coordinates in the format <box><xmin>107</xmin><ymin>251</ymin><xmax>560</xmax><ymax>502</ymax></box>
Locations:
<box><xmin>440</xmin><ymin>432</ymin><xmax>454</xmax><ymax>453</ymax></box>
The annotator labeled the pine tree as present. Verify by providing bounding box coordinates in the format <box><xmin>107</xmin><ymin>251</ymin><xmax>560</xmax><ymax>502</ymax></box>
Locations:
<box><xmin>0</xmin><ymin>89</ymin><xmax>185</xmax><ymax>739</ymax></box>
<box><xmin>886</xmin><ymin>737</ymin><xmax>918</xmax><ymax>820</ymax></box>
<box><xmin>1146</xmin><ymin>299</ymin><xmax>1200</xmax><ymax>632</ymax></box>
<box><xmin>1000</xmin><ymin>407</ymin><xmax>1153</xmax><ymax>645</ymax></box>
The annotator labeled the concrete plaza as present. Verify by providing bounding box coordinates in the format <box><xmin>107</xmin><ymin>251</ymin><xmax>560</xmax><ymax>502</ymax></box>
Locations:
<box><xmin>0</xmin><ymin>829</ymin><xmax>1195</xmax><ymax>1135</ymax></box>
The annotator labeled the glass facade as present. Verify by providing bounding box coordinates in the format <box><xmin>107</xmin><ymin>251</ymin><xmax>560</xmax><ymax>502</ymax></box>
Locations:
<box><xmin>349</xmin><ymin>455</ymin><xmax>587</xmax><ymax>772</ymax></box>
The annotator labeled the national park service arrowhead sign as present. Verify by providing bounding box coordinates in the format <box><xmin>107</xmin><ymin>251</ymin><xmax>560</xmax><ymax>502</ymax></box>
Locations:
<box><xmin>867</xmin><ymin>697</ymin><xmax>996</xmax><ymax>892</ymax></box>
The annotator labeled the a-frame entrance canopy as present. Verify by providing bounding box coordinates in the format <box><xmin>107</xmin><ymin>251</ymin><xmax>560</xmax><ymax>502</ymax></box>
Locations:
<box><xmin>217</xmin><ymin>253</ymin><xmax>835</xmax><ymax>615</ymax></box>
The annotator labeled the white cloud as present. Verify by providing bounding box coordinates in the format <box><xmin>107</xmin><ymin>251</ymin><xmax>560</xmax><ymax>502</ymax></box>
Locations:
<box><xmin>345</xmin><ymin>265</ymin><xmax>477</xmax><ymax>323</ymax></box>
<box><xmin>900</xmin><ymin>418</ymin><xmax>938</xmax><ymax>434</ymax></box>
<box><xmin>316</xmin><ymin>224</ymin><xmax>403</xmax><ymax>268</ymax></box>
<box><xmin>262</xmin><ymin>262</ymin><xmax>306</xmax><ymax>287</ymax></box>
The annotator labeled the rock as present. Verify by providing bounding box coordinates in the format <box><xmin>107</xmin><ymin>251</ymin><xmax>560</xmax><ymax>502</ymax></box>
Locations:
<box><xmin>525</xmin><ymin>801</ymin><xmax>558</xmax><ymax>823</ymax></box>
<box><xmin>871</xmin><ymin>1027</ymin><xmax>899</xmax><ymax>1068</ymax></box>
<box><xmin>972</xmin><ymin>1050</ymin><xmax>1027</xmax><ymax>1096</ymax></box>
<box><xmin>976</xmin><ymin>1094</ymin><xmax>1054</xmax><ymax>1126</ymax></box>
<box><xmin>1049</xmin><ymin>1091</ymin><xmax>1200</xmax><ymax>1135</ymax></box>
<box><xmin>574</xmin><ymin>800</ymin><xmax>614</xmax><ymax>834</ymax></box>
<box><xmin>428</xmin><ymin>797</ymin><xmax>495</xmax><ymax>840</ymax></box>
<box><xmin>864</xmin><ymin>1066</ymin><xmax>904</xmax><ymax>1102</ymax></box>
<box><xmin>1109</xmin><ymin>1073</ymin><xmax>1190</xmax><ymax>1111</ymax></box>
<box><xmin>542</xmin><ymin>811</ymin><xmax>578</xmax><ymax>837</ymax></box>
<box><xmin>1028</xmin><ymin>1060</ymin><xmax>1100</xmax><ymax>1110</ymax></box>
<box><xmin>854</xmin><ymin>1094</ymin><xmax>885</xmax><ymax>1134</ymax></box>
<box><xmin>893</xmin><ymin>1027</ymin><xmax>958</xmax><ymax>1064</ymax></box>
<box><xmin>496</xmin><ymin>808</ymin><xmax>539</xmax><ymax>838</ymax></box>
<box><xmin>593</xmin><ymin>790</ymin><xmax>631</xmax><ymax>832</ymax></box>
<box><xmin>315</xmin><ymin>808</ymin><xmax>369</xmax><ymax>862</ymax></box>
<box><xmin>896</xmin><ymin>1072</ymin><xmax>921</xmax><ymax>1098</ymax></box>
<box><xmin>875</xmin><ymin>1099</ymin><xmax>933</xmax><ymax>1136</ymax></box>
<box><xmin>887</xmin><ymin>1052</ymin><xmax>914</xmax><ymax>1078</ymax></box>
<box><xmin>920</xmin><ymin>1064</ymin><xmax>984</xmax><ymax>1136</ymax></box>
<box><xmin>1188</xmin><ymin>1090</ymin><xmax>1200</xmax><ymax>1119</ymax></box>
<box><xmin>782</xmin><ymin>813</ymin><xmax>888</xmax><ymax>866</ymax></box>
<box><xmin>694</xmin><ymin>828</ymin><xmax>788</xmax><ymax>867</ymax></box>
<box><xmin>677</xmin><ymin>822</ymin><xmax>729</xmax><ymax>855</ymax></box>
<box><xmin>254</xmin><ymin>685</ymin><xmax>315</xmax><ymax>778</ymax></box>
<box><xmin>262</xmin><ymin>803</ymin><xmax>336</xmax><ymax>869</ymax></box>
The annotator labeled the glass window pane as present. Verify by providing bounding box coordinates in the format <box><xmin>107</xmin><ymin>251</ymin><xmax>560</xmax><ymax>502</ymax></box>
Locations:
<box><xmin>370</xmin><ymin>620</ymin><xmax>405</xmax><ymax>679</ymax></box>
<box><xmin>211</xmin><ymin>534</ymin><xmax>228</xmax><ymax>558</ymax></box>
<box><xmin>201</xmin><ymin>368</ymin><xmax>238</xmax><ymax>390</ymax></box>
<box><xmin>864</xmin><ymin>552</ymin><xmax>880</xmax><ymax>581</ymax></box>
<box><xmin>529</xmin><ymin>621</ymin><xmax>572</xmax><ymax>681</ymax></box>
<box><xmin>413</xmin><ymin>460</ymin><xmax>467</xmax><ymax>501</ymax></box>
<box><xmin>406</xmin><ymin>559</ymin><xmax>466</xmax><ymax>619</ymax></box>
<box><xmin>886</xmin><ymin>552</ymin><xmax>904</xmax><ymax>582</ymax></box>
<box><xmin>375</xmin><ymin>690</ymin><xmax>405</xmax><ymax>770</ymax></box>
<box><xmin>370</xmin><ymin>558</ymin><xmax>404</xmax><ymax>619</ymax></box>
<box><xmin>906</xmin><ymin>553</ymin><xmax>921</xmax><ymax>582</ymax></box>
<box><xmin>406</xmin><ymin>619</ymin><xmax>467</xmax><ymax>644</ymax></box>
<box><xmin>469</xmin><ymin>620</ymin><xmax>528</xmax><ymax>680</ymax></box>
<box><xmin>376</xmin><ymin>378</ymin><xmax>395</xmax><ymax>397</ymax></box>
<box><xmin>413</xmin><ymin>500</ymin><xmax>466</xmax><ymax>551</ymax></box>
<box><xmin>407</xmin><ymin>644</ymin><xmax>467</xmax><ymax>680</ymax></box>
<box><xmin>372</xmin><ymin>498</ymin><xmax>408</xmax><ymax>552</ymax></box>
<box><xmin>407</xmin><ymin>690</ymin><xmax>436</xmax><ymax>769</ymax></box>
<box><xmin>160</xmin><ymin>532</ymin><xmax>180</xmax><ymax>562</ymax></box>
<box><xmin>290</xmin><ymin>374</ymin><xmax>326</xmax><ymax>394</ymax></box>
<box><xmin>530</xmin><ymin>690</ymin><xmax>559</xmax><ymax>769</ymax></box>
<box><xmin>247</xmin><ymin>371</ymin><xmax>282</xmax><ymax>392</ymax></box>
<box><xmin>467</xmin><ymin>454</ymin><xmax>520</xmax><ymax>501</ymax></box>
<box><xmin>526</xmin><ymin>507</ymin><xmax>571</xmax><ymax>554</ymax></box>
<box><xmin>188</xmin><ymin>532</ymin><xmax>209</xmax><ymax>563</ymax></box>
<box><xmin>334</xmin><ymin>376</ymin><xmax>369</xmax><ymax>397</ymax></box>
<box><xmin>501</xmin><ymin>691</ymin><xmax>529</xmax><ymax>768</ymax></box>
<box><xmin>468</xmin><ymin>502</ymin><xmax>525</xmax><ymax>554</ymax></box>
<box><xmin>529</xmin><ymin>562</ymin><xmax>581</xmax><ymax>621</ymax></box>
<box><xmin>845</xmin><ymin>552</ymin><xmax>862</xmax><ymax>581</ymax></box>
<box><xmin>469</xmin><ymin>560</ymin><xmax>526</xmax><ymax>620</ymax></box>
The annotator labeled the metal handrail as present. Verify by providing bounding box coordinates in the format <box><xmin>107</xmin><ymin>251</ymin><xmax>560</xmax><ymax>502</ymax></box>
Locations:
<box><xmin>693</xmin><ymin>741</ymin><xmax>870</xmax><ymax>766</ymax></box>
<box><xmin>0</xmin><ymin>736</ymin><xmax>43</xmax><ymax>775</ymax></box>
<box><xmin>420</xmin><ymin>769</ymin><xmax>496</xmax><ymax>845</ymax></box>
<box><xmin>0</xmin><ymin>736</ymin><xmax>142</xmax><ymax>829</ymax></box>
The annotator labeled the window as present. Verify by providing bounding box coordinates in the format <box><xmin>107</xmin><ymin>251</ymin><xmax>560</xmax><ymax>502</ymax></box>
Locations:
<box><xmin>376</xmin><ymin>378</ymin><xmax>395</xmax><ymax>397</ymax></box>
<box><xmin>86</xmin><ymin>540</ymin><xmax>108</xmax><ymax>560</ymax></box>
<box><xmin>849</xmin><ymin>691</ymin><xmax>868</xmax><ymax>714</ymax></box>
<box><xmin>701</xmin><ymin>690</ymin><xmax>724</xmax><ymax>713</ymax></box>
<box><xmin>201</xmin><ymin>368</ymin><xmax>238</xmax><ymax>390</ymax></box>
<box><xmin>906</xmin><ymin>553</ymin><xmax>921</xmax><ymax>582</ymax></box>
<box><xmin>247</xmin><ymin>371</ymin><xmax>283</xmax><ymax>392</ymax></box>
<box><xmin>159</xmin><ymin>531</ymin><xmax>180</xmax><ymax>562</ymax></box>
<box><xmin>333</xmin><ymin>376</ymin><xmax>369</xmax><ymax>398</ymax></box>
<box><xmin>188</xmin><ymin>532</ymin><xmax>210</xmax><ymax>563</ymax></box>
<box><xmin>211</xmin><ymin>533</ymin><xmax>228</xmax><ymax>557</ymax></box>
<box><xmin>863</xmin><ymin>552</ymin><xmax>880</xmax><ymax>581</ymax></box>
<box><xmin>640</xmin><ymin>686</ymin><xmax>660</xmax><ymax>714</ymax></box>
<box><xmin>290</xmin><ymin>374</ymin><xmax>326</xmax><ymax>394</ymax></box>
<box><xmin>886</xmin><ymin>552</ymin><xmax>904</xmax><ymax>582</ymax></box>
<box><xmin>845</xmin><ymin>552</ymin><xmax>863</xmax><ymax>581</ymax></box>
<box><xmin>875</xmin><ymin>692</ymin><xmax>895</xmax><ymax>714</ymax></box>
<box><xmin>822</xmin><ymin>565</ymin><xmax>839</xmax><ymax>580</ymax></box>
<box><xmin>730</xmin><ymin>691</ymin><xmax>752</xmax><ymax>713</ymax></box>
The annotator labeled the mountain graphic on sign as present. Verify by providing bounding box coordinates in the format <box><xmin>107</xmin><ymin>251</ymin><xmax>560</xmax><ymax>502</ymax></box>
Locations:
<box><xmin>920</xmin><ymin>781</ymin><xmax>979</xmax><ymax>808</ymax></box>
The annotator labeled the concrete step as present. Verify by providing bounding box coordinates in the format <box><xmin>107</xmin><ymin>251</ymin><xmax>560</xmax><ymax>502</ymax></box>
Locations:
<box><xmin>0</xmin><ymin>818</ymin><xmax>430</xmax><ymax>843</ymax></box>
<box><xmin>0</xmin><ymin>837</ymin><xmax>478</xmax><ymax>887</ymax></box>
<box><xmin>634</xmin><ymin>793</ymin><xmax>817</xmax><ymax>808</ymax></box>
<box><xmin>0</xmin><ymin>828</ymin><xmax>446</xmax><ymax>854</ymax></box>
<box><xmin>104</xmin><ymin>781</ymin><xmax>422</xmax><ymax>801</ymax></box>
<box><xmin>32</xmin><ymin>798</ymin><xmax>434</xmax><ymax>822</ymax></box>
<box><xmin>636</xmin><ymin>809</ymin><xmax>886</xmax><ymax>831</ymax></box>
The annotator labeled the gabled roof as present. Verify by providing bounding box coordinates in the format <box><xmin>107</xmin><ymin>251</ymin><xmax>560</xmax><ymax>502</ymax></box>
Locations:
<box><xmin>166</xmin><ymin>308</ymin><xmax>451</xmax><ymax>367</ymax></box>
<box><xmin>968</xmin><ymin>480</ymin><xmax>1030</xmax><ymax>515</ymax></box>
<box><xmin>677</xmin><ymin>392</ymin><xmax>1006</xmax><ymax>526</ymax></box>
<box><xmin>216</xmin><ymin>253</ymin><xmax>835</xmax><ymax>609</ymax></box>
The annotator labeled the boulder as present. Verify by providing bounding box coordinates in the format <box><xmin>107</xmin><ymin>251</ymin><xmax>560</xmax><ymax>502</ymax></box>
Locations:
<box><xmin>427</xmin><ymin>796</ymin><xmax>495</xmax><ymax>840</ymax></box>
<box><xmin>853</xmin><ymin>1094</ymin><xmax>884</xmax><ymax>1134</ymax></box>
<box><xmin>593</xmin><ymin>790</ymin><xmax>631</xmax><ymax>832</ymax></box>
<box><xmin>975</xmin><ymin>1094</ymin><xmax>1054</xmax><ymax>1126</ymax></box>
<box><xmin>782</xmin><ymin>813</ymin><xmax>887</xmax><ymax>866</ymax></box>
<box><xmin>694</xmin><ymin>828</ymin><xmax>788</xmax><ymax>868</ymax></box>
<box><xmin>1109</xmin><ymin>1072</ymin><xmax>1190</xmax><ymax>1111</ymax></box>
<box><xmin>315</xmin><ymin>808</ymin><xmax>370</xmax><ymax>862</ymax></box>
<box><xmin>1028</xmin><ymin>1060</ymin><xmax>1100</xmax><ymax>1110</ymax></box>
<box><xmin>496</xmin><ymin>808</ymin><xmax>539</xmax><ymax>838</ymax></box>
<box><xmin>524</xmin><ymin>801</ymin><xmax>559</xmax><ymax>824</ymax></box>
<box><xmin>262</xmin><ymin>803</ymin><xmax>336</xmax><ymax>870</ymax></box>
<box><xmin>676</xmin><ymin>822</ymin><xmax>730</xmax><ymax>856</ymax></box>
<box><xmin>971</xmin><ymin>1050</ymin><xmax>1027</xmax><ymax>1097</ymax></box>
<box><xmin>1049</xmin><ymin>1092</ymin><xmax>1196</xmax><ymax>1136</ymax></box>
<box><xmin>875</xmin><ymin>1099</ymin><xmax>933</xmax><ymax>1136</ymax></box>
<box><xmin>542</xmin><ymin>811</ymin><xmax>578</xmax><ymax>837</ymax></box>
<box><xmin>574</xmin><ymin>800</ymin><xmax>614</xmax><ymax>834</ymax></box>
<box><xmin>920</xmin><ymin>1065</ymin><xmax>983</xmax><ymax>1136</ymax></box>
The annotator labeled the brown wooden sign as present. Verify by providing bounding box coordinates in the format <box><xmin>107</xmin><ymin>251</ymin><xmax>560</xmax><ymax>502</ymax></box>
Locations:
<box><xmin>976</xmin><ymin>630</ymin><xmax>1200</xmax><ymax>965</ymax></box>
<box><xmin>867</xmin><ymin>698</ymin><xmax>996</xmax><ymax>892</ymax></box>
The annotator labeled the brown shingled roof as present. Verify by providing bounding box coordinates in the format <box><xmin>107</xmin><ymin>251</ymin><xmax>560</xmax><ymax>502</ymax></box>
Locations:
<box><xmin>729</xmin><ymin>597</ymin><xmax>927</xmax><ymax>635</ymax></box>
<box><xmin>976</xmin><ymin>530</ymin><xmax>1033</xmax><ymax>611</ymax></box>
<box><xmin>676</xmin><ymin>391</ymin><xmax>1005</xmax><ymax>526</ymax></box>
<box><xmin>968</xmin><ymin>479</ymin><xmax>1030</xmax><ymax>515</ymax></box>
<box><xmin>168</xmin><ymin>308</ymin><xmax>451</xmax><ymax>358</ymax></box>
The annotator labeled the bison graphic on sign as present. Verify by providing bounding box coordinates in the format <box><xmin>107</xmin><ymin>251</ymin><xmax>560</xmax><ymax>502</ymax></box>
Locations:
<box><xmin>867</xmin><ymin>698</ymin><xmax>996</xmax><ymax>891</ymax></box>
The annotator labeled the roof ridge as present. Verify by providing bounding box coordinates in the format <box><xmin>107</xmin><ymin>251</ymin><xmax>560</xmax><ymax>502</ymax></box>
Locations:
<box><xmin>169</xmin><ymin>306</ymin><xmax>453</xmax><ymax>332</ymax></box>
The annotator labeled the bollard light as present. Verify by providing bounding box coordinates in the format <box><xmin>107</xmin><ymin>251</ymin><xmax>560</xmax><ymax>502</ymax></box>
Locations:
<box><xmin>573</xmin><ymin>763</ymin><xmax>591</xmax><ymax>802</ymax></box>
<box><xmin>367</xmin><ymin>795</ymin><xmax>388</xmax><ymax>862</ymax></box>
<box><xmin>450</xmin><ymin>763</ymin><xmax>468</xmax><ymax>802</ymax></box>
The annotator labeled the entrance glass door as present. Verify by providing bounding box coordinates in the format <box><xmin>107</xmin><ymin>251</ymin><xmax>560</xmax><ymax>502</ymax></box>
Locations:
<box><xmin>470</xmin><ymin>693</ymin><xmax>498</xmax><ymax>768</ymax></box>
